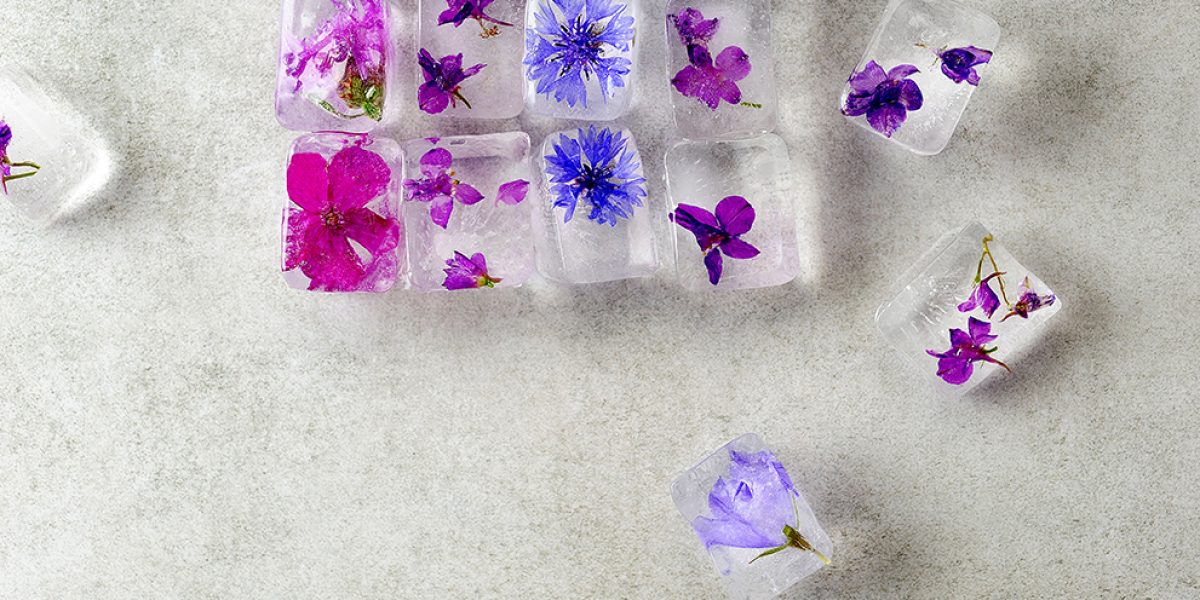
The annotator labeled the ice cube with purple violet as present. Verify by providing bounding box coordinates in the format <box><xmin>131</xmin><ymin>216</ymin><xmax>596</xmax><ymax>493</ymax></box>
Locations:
<box><xmin>419</xmin><ymin>0</ymin><xmax>525</xmax><ymax>119</ymax></box>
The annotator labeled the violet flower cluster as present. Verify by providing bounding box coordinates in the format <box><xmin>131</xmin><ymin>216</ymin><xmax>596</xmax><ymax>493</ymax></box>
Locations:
<box><xmin>671</xmin><ymin>195</ymin><xmax>760</xmax><ymax>286</ymax></box>
<box><xmin>842</xmin><ymin>61</ymin><xmax>923</xmax><ymax>138</ymax></box>
<box><xmin>418</xmin><ymin>49</ymin><xmax>487</xmax><ymax>114</ymax></box>
<box><xmin>545</xmin><ymin>126</ymin><xmax>646</xmax><ymax>226</ymax></box>
<box><xmin>524</xmin><ymin>0</ymin><xmax>635</xmax><ymax>108</ymax></box>
<box><xmin>934</xmin><ymin>45</ymin><xmax>993</xmax><ymax>86</ymax></box>
<box><xmin>283</xmin><ymin>0</ymin><xmax>388</xmax><ymax>121</ymax></box>
<box><xmin>443</xmin><ymin>251</ymin><xmax>502</xmax><ymax>290</ymax></box>
<box><xmin>403</xmin><ymin>146</ymin><xmax>529</xmax><ymax>229</ymax></box>
<box><xmin>438</xmin><ymin>0</ymin><xmax>513</xmax><ymax>39</ymax></box>
<box><xmin>0</xmin><ymin>120</ymin><xmax>41</xmax><ymax>195</ymax></box>
<box><xmin>669</xmin><ymin>8</ymin><xmax>754</xmax><ymax>111</ymax></box>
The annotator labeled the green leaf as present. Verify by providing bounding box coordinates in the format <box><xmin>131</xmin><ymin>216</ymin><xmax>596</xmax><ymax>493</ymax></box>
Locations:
<box><xmin>749</xmin><ymin>544</ymin><xmax>790</xmax><ymax>564</ymax></box>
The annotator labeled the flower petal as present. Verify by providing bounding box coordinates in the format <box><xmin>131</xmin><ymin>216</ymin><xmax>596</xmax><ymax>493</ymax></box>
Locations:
<box><xmin>419</xmin><ymin>82</ymin><xmax>450</xmax><ymax>114</ymax></box>
<box><xmin>866</xmin><ymin>103</ymin><xmax>908</xmax><ymax>137</ymax></box>
<box><xmin>672</xmin><ymin>203</ymin><xmax>719</xmax><ymax>231</ymax></box>
<box><xmin>286</xmin><ymin>153</ymin><xmax>330</xmax><ymax>212</ymax></box>
<box><xmin>328</xmin><ymin>146</ymin><xmax>391</xmax><ymax>210</ymax></box>
<box><xmin>715</xmin><ymin>46</ymin><xmax>751</xmax><ymax>82</ymax></box>
<box><xmin>898</xmin><ymin>79</ymin><xmax>924</xmax><ymax>110</ymax></box>
<box><xmin>720</xmin><ymin>237</ymin><xmax>760</xmax><ymax>260</ymax></box>
<box><xmin>496</xmin><ymin>179</ymin><xmax>530</xmax><ymax>205</ymax></box>
<box><xmin>714</xmin><ymin>195</ymin><xmax>755</xmax><ymax>236</ymax></box>
<box><xmin>935</xmin><ymin>355</ymin><xmax>974</xmax><ymax>385</ymax></box>
<box><xmin>343</xmin><ymin>208</ymin><xmax>400</xmax><ymax>258</ymax></box>
<box><xmin>847</xmin><ymin>61</ymin><xmax>887</xmax><ymax>94</ymax></box>
<box><xmin>455</xmin><ymin>183</ymin><xmax>485</xmax><ymax>205</ymax></box>
<box><xmin>704</xmin><ymin>250</ymin><xmax>724</xmax><ymax>285</ymax></box>
<box><xmin>887</xmin><ymin>64</ymin><xmax>920</xmax><ymax>80</ymax></box>
<box><xmin>421</xmin><ymin>148</ymin><xmax>453</xmax><ymax>178</ymax></box>
<box><xmin>430</xmin><ymin>196</ymin><xmax>454</xmax><ymax>229</ymax></box>
<box><xmin>968</xmin><ymin>317</ymin><xmax>996</xmax><ymax>344</ymax></box>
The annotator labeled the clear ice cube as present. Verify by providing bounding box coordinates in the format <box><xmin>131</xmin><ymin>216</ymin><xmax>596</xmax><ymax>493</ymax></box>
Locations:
<box><xmin>418</xmin><ymin>0</ymin><xmax>525</xmax><ymax>119</ymax></box>
<box><xmin>402</xmin><ymin>133</ymin><xmax>536</xmax><ymax>292</ymax></box>
<box><xmin>672</xmin><ymin>433</ymin><xmax>832</xmax><ymax>600</ymax></box>
<box><xmin>533</xmin><ymin>127</ymin><xmax>657</xmax><ymax>284</ymax></box>
<box><xmin>840</xmin><ymin>0</ymin><xmax>1000</xmax><ymax>155</ymax></box>
<box><xmin>665</xmin><ymin>0</ymin><xmax>777</xmax><ymax>139</ymax></box>
<box><xmin>875</xmin><ymin>222</ymin><xmax>1062</xmax><ymax>396</ymax></box>
<box><xmin>665</xmin><ymin>134</ymin><xmax>800</xmax><ymax>291</ymax></box>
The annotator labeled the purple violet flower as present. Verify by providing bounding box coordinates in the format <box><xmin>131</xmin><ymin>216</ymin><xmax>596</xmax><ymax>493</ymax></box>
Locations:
<box><xmin>403</xmin><ymin>147</ymin><xmax>485</xmax><ymax>229</ymax></box>
<box><xmin>936</xmin><ymin>45</ymin><xmax>993</xmax><ymax>86</ymax></box>
<box><xmin>1002</xmin><ymin>277</ymin><xmax>1056</xmax><ymax>321</ymax></box>
<box><xmin>671</xmin><ymin>196</ymin><xmax>761</xmax><ymax>286</ymax></box>
<box><xmin>668</xmin><ymin>8</ymin><xmax>719</xmax><ymax>64</ymax></box>
<box><xmin>523</xmin><ymin>0</ymin><xmax>635</xmax><ymax>108</ymax></box>
<box><xmin>443</xmin><ymin>251</ymin><xmax>502</xmax><ymax>290</ymax></box>
<box><xmin>672</xmin><ymin>46</ymin><xmax>752</xmax><ymax>111</ymax></box>
<box><xmin>438</xmin><ymin>0</ymin><xmax>513</xmax><ymax>38</ymax></box>
<box><xmin>545</xmin><ymin>126</ymin><xmax>647</xmax><ymax>226</ymax></box>
<box><xmin>842</xmin><ymin>61</ymin><xmax>924</xmax><ymax>137</ymax></box>
<box><xmin>418</xmin><ymin>49</ymin><xmax>486</xmax><ymax>114</ymax></box>
<box><xmin>926</xmin><ymin>317</ymin><xmax>1011</xmax><ymax>385</ymax></box>
<box><xmin>957</xmin><ymin>271</ymin><xmax>1004</xmax><ymax>318</ymax></box>
<box><xmin>283</xmin><ymin>0</ymin><xmax>388</xmax><ymax>120</ymax></box>
<box><xmin>0</xmin><ymin>120</ymin><xmax>40</xmax><ymax>195</ymax></box>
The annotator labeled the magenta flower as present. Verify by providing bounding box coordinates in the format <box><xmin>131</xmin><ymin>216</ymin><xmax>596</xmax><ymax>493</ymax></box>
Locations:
<box><xmin>669</xmin><ymin>8</ymin><xmax>720</xmax><ymax>63</ymax></box>
<box><xmin>496</xmin><ymin>179</ymin><xmax>530</xmax><ymax>205</ymax></box>
<box><xmin>417</xmin><ymin>49</ymin><xmax>486</xmax><ymax>114</ymax></box>
<box><xmin>403</xmin><ymin>148</ymin><xmax>484</xmax><ymax>229</ymax></box>
<box><xmin>842</xmin><ymin>61</ymin><xmax>924</xmax><ymax>137</ymax></box>
<box><xmin>957</xmin><ymin>271</ymin><xmax>1004</xmax><ymax>318</ymax></box>
<box><xmin>937</xmin><ymin>45</ymin><xmax>993</xmax><ymax>86</ymax></box>
<box><xmin>284</xmin><ymin>146</ymin><xmax>400</xmax><ymax>292</ymax></box>
<box><xmin>671</xmin><ymin>196</ymin><xmax>761</xmax><ymax>286</ymax></box>
<box><xmin>438</xmin><ymin>0</ymin><xmax>513</xmax><ymax>38</ymax></box>
<box><xmin>1002</xmin><ymin>277</ymin><xmax>1056</xmax><ymax>321</ymax></box>
<box><xmin>926</xmin><ymin>317</ymin><xmax>1011</xmax><ymax>385</ymax></box>
<box><xmin>443</xmin><ymin>251</ymin><xmax>502</xmax><ymax>290</ymax></box>
<box><xmin>672</xmin><ymin>45</ymin><xmax>752</xmax><ymax>111</ymax></box>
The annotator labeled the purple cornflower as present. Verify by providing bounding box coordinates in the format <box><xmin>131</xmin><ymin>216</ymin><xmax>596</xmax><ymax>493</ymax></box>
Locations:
<box><xmin>1002</xmin><ymin>277</ymin><xmax>1056</xmax><ymax>321</ymax></box>
<box><xmin>926</xmin><ymin>317</ymin><xmax>1011</xmax><ymax>385</ymax></box>
<box><xmin>668</xmin><ymin>8</ymin><xmax>719</xmax><ymax>64</ymax></box>
<box><xmin>545</xmin><ymin>126</ymin><xmax>646</xmax><ymax>226</ymax></box>
<box><xmin>842</xmin><ymin>61</ymin><xmax>924</xmax><ymax>137</ymax></box>
<box><xmin>672</xmin><ymin>45</ymin><xmax>751</xmax><ymax>111</ymax></box>
<box><xmin>957</xmin><ymin>271</ymin><xmax>1004</xmax><ymax>318</ymax></box>
<box><xmin>0</xmin><ymin>120</ymin><xmax>40</xmax><ymax>195</ymax></box>
<box><xmin>418</xmin><ymin>49</ymin><xmax>486</xmax><ymax>114</ymax></box>
<box><xmin>403</xmin><ymin>148</ymin><xmax>485</xmax><ymax>229</ymax></box>
<box><xmin>671</xmin><ymin>196</ymin><xmax>761</xmax><ymax>286</ymax></box>
<box><xmin>936</xmin><ymin>45</ymin><xmax>992</xmax><ymax>86</ymax></box>
<box><xmin>443</xmin><ymin>251</ymin><xmax>502</xmax><ymax>290</ymax></box>
<box><xmin>523</xmin><ymin>0</ymin><xmax>635</xmax><ymax>108</ymax></box>
<box><xmin>438</xmin><ymin>0</ymin><xmax>513</xmax><ymax>38</ymax></box>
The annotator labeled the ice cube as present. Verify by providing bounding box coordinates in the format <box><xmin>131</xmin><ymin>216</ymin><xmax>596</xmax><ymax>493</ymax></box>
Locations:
<box><xmin>875</xmin><ymin>222</ymin><xmax>1062</xmax><ymax>396</ymax></box>
<box><xmin>665</xmin><ymin>134</ymin><xmax>800</xmax><ymax>291</ymax></box>
<box><xmin>840</xmin><ymin>0</ymin><xmax>1000</xmax><ymax>155</ymax></box>
<box><xmin>672</xmin><ymin>433</ymin><xmax>832</xmax><ymax>600</ymax></box>
<box><xmin>418</xmin><ymin>0</ymin><xmax>525</xmax><ymax>119</ymax></box>
<box><xmin>665</xmin><ymin>0</ymin><xmax>777</xmax><ymax>139</ymax></box>
<box><xmin>402</xmin><ymin>133</ymin><xmax>535</xmax><ymax>292</ymax></box>
<box><xmin>533</xmin><ymin>126</ymin><xmax>657</xmax><ymax>284</ymax></box>
<box><xmin>523</xmin><ymin>0</ymin><xmax>639</xmax><ymax>121</ymax></box>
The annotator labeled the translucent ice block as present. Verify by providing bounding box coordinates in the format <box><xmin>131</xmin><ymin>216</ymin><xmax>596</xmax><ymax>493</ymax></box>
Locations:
<box><xmin>402</xmin><ymin>133</ymin><xmax>535</xmax><ymax>292</ymax></box>
<box><xmin>672</xmin><ymin>433</ymin><xmax>832</xmax><ymax>600</ymax></box>
<box><xmin>523</xmin><ymin>0</ymin><xmax>639</xmax><ymax>121</ymax></box>
<box><xmin>665</xmin><ymin>134</ymin><xmax>799</xmax><ymax>291</ymax></box>
<box><xmin>533</xmin><ymin>127</ymin><xmax>657</xmax><ymax>283</ymax></box>
<box><xmin>0</xmin><ymin>66</ymin><xmax>113</xmax><ymax>225</ymax></box>
<box><xmin>665</xmin><ymin>0</ymin><xmax>777</xmax><ymax>139</ymax></box>
<box><xmin>875</xmin><ymin>222</ymin><xmax>1062</xmax><ymax>396</ymax></box>
<box><xmin>840</xmin><ymin>0</ymin><xmax>1000</xmax><ymax>155</ymax></box>
<box><xmin>275</xmin><ymin>0</ymin><xmax>399</xmax><ymax>132</ymax></box>
<box><xmin>418</xmin><ymin>0</ymin><xmax>525</xmax><ymax>119</ymax></box>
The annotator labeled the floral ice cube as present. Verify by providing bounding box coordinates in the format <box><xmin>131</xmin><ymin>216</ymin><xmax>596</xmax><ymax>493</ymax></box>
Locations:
<box><xmin>0</xmin><ymin>66</ymin><xmax>113</xmax><ymax>225</ymax></box>
<box><xmin>672</xmin><ymin>433</ymin><xmax>832</xmax><ymax>600</ymax></box>
<box><xmin>402</xmin><ymin>133</ymin><xmax>535</xmax><ymax>292</ymax></box>
<box><xmin>665</xmin><ymin>0</ymin><xmax>777</xmax><ymax>140</ymax></box>
<box><xmin>840</xmin><ymin>0</ymin><xmax>1000</xmax><ymax>155</ymax></box>
<box><xmin>875</xmin><ymin>222</ymin><xmax>1062</xmax><ymax>396</ymax></box>
<box><xmin>418</xmin><ymin>0</ymin><xmax>525</xmax><ymax>119</ymax></box>
<box><xmin>533</xmin><ymin>126</ymin><xmax>657</xmax><ymax>283</ymax></box>
<box><xmin>665</xmin><ymin>134</ymin><xmax>800</xmax><ymax>291</ymax></box>
<box><xmin>281</xmin><ymin>132</ymin><xmax>405</xmax><ymax>293</ymax></box>
<box><xmin>275</xmin><ymin>0</ymin><xmax>398</xmax><ymax>132</ymax></box>
<box><xmin>523</xmin><ymin>0</ymin><xmax>639</xmax><ymax>121</ymax></box>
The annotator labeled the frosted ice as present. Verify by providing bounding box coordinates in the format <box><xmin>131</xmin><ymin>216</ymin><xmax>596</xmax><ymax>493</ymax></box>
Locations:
<box><xmin>0</xmin><ymin>65</ymin><xmax>113</xmax><ymax>226</ymax></box>
<box><xmin>840</xmin><ymin>0</ymin><xmax>1000</xmax><ymax>155</ymax></box>
<box><xmin>876</xmin><ymin>222</ymin><xmax>1062</xmax><ymax>397</ymax></box>
<box><xmin>672</xmin><ymin>434</ymin><xmax>832</xmax><ymax>600</ymax></box>
<box><xmin>403</xmin><ymin>133</ymin><xmax>535</xmax><ymax>292</ymax></box>
<box><xmin>665</xmin><ymin>0</ymin><xmax>777</xmax><ymax>140</ymax></box>
<box><xmin>419</xmin><ymin>0</ymin><xmax>525</xmax><ymax>119</ymax></box>
<box><xmin>665</xmin><ymin>134</ymin><xmax>800</xmax><ymax>291</ymax></box>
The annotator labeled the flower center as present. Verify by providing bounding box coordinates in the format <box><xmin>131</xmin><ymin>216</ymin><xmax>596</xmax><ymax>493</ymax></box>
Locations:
<box><xmin>553</xmin><ymin>17</ymin><xmax>605</xmax><ymax>70</ymax></box>
<box><xmin>874</xmin><ymin>79</ymin><xmax>905</xmax><ymax>105</ymax></box>
<box><xmin>322</xmin><ymin>206</ymin><xmax>346</xmax><ymax>230</ymax></box>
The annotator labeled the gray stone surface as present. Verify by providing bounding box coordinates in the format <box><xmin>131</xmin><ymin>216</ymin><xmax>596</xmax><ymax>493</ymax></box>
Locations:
<box><xmin>2</xmin><ymin>1</ymin><xmax>1197</xmax><ymax>598</ymax></box>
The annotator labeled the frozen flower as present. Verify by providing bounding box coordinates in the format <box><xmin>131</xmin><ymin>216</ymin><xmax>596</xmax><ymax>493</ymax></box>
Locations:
<box><xmin>926</xmin><ymin>317</ymin><xmax>1011</xmax><ymax>385</ymax></box>
<box><xmin>443</xmin><ymin>251</ymin><xmax>502</xmax><ymax>289</ymax></box>
<box><xmin>284</xmin><ymin>146</ymin><xmax>400</xmax><ymax>292</ymax></box>
<box><xmin>937</xmin><ymin>45</ymin><xmax>992</xmax><ymax>86</ymax></box>
<box><xmin>668</xmin><ymin>7</ymin><xmax>719</xmax><ymax>64</ymax></box>
<box><xmin>438</xmin><ymin>0</ymin><xmax>513</xmax><ymax>38</ymax></box>
<box><xmin>403</xmin><ymin>147</ymin><xmax>484</xmax><ymax>229</ymax></box>
<box><xmin>496</xmin><ymin>179</ymin><xmax>530</xmax><ymax>205</ymax></box>
<box><xmin>957</xmin><ymin>271</ymin><xmax>1004</xmax><ymax>318</ymax></box>
<box><xmin>284</xmin><ymin>0</ymin><xmax>388</xmax><ymax>119</ymax></box>
<box><xmin>545</xmin><ymin>126</ymin><xmax>646</xmax><ymax>226</ymax></box>
<box><xmin>841</xmin><ymin>61</ymin><xmax>924</xmax><ymax>137</ymax></box>
<box><xmin>523</xmin><ymin>0</ymin><xmax>635</xmax><ymax>108</ymax></box>
<box><xmin>418</xmin><ymin>49</ymin><xmax>486</xmax><ymax>114</ymax></box>
<box><xmin>0</xmin><ymin>120</ymin><xmax>41</xmax><ymax>195</ymax></box>
<box><xmin>671</xmin><ymin>45</ymin><xmax>751</xmax><ymax>111</ymax></box>
<box><xmin>671</xmin><ymin>196</ymin><xmax>761</xmax><ymax>286</ymax></box>
<box><xmin>1002</xmin><ymin>277</ymin><xmax>1056</xmax><ymax>321</ymax></box>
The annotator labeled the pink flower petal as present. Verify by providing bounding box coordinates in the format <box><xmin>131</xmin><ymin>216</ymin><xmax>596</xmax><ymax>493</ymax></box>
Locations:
<box><xmin>430</xmin><ymin>196</ymin><xmax>454</xmax><ymax>229</ymax></box>
<box><xmin>715</xmin><ymin>46</ymin><xmax>751</xmax><ymax>82</ymax></box>
<box><xmin>456</xmin><ymin>182</ymin><xmax>485</xmax><ymax>205</ymax></box>
<box><xmin>343</xmin><ymin>208</ymin><xmax>400</xmax><ymax>258</ymax></box>
<box><xmin>420</xmin><ymin>148</ymin><xmax>453</xmax><ymax>177</ymax></box>
<box><xmin>496</xmin><ymin>179</ymin><xmax>530</xmax><ymax>205</ymax></box>
<box><xmin>287</xmin><ymin>153</ymin><xmax>330</xmax><ymax>212</ymax></box>
<box><xmin>329</xmin><ymin>146</ymin><xmax>391</xmax><ymax>210</ymax></box>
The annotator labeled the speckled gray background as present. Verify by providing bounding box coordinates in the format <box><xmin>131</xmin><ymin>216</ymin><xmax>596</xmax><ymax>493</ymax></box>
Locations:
<box><xmin>2</xmin><ymin>1</ymin><xmax>1198</xmax><ymax>598</ymax></box>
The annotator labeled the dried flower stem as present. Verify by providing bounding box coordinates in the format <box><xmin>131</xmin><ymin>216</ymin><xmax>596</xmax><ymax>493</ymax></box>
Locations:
<box><xmin>974</xmin><ymin>234</ymin><xmax>1012</xmax><ymax>307</ymax></box>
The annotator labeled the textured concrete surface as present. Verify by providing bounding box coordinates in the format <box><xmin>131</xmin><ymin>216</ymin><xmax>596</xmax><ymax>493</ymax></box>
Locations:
<box><xmin>2</xmin><ymin>1</ymin><xmax>1198</xmax><ymax>598</ymax></box>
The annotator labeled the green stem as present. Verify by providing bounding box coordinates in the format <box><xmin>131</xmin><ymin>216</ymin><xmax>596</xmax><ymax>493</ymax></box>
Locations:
<box><xmin>453</xmin><ymin>90</ymin><xmax>473</xmax><ymax>110</ymax></box>
<box><xmin>3</xmin><ymin>171</ymin><xmax>39</xmax><ymax>183</ymax></box>
<box><xmin>10</xmin><ymin>161</ymin><xmax>41</xmax><ymax>169</ymax></box>
<box><xmin>315</xmin><ymin>99</ymin><xmax>365</xmax><ymax>120</ymax></box>
<box><xmin>739</xmin><ymin>102</ymin><xmax>763</xmax><ymax>109</ymax></box>
<box><xmin>980</xmin><ymin>235</ymin><xmax>1011</xmax><ymax>307</ymax></box>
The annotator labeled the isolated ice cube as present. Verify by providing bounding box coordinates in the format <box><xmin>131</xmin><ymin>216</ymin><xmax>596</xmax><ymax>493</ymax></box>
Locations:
<box><xmin>402</xmin><ymin>133</ymin><xmax>535</xmax><ymax>292</ymax></box>
<box><xmin>672</xmin><ymin>433</ymin><xmax>832</xmax><ymax>600</ymax></box>
<box><xmin>665</xmin><ymin>134</ymin><xmax>800</xmax><ymax>291</ymax></box>
<box><xmin>275</xmin><ymin>0</ymin><xmax>399</xmax><ymax>132</ymax></box>
<box><xmin>533</xmin><ymin>126</ymin><xmax>657</xmax><ymax>284</ymax></box>
<box><xmin>876</xmin><ymin>222</ymin><xmax>1061</xmax><ymax>396</ymax></box>
<box><xmin>0</xmin><ymin>65</ymin><xmax>113</xmax><ymax>226</ymax></box>
<box><xmin>840</xmin><ymin>0</ymin><xmax>1000</xmax><ymax>155</ymax></box>
<box><xmin>523</xmin><ymin>0</ymin><xmax>639</xmax><ymax>121</ymax></box>
<box><xmin>418</xmin><ymin>0</ymin><xmax>525</xmax><ymax>119</ymax></box>
<box><xmin>665</xmin><ymin>0</ymin><xmax>777</xmax><ymax>139</ymax></box>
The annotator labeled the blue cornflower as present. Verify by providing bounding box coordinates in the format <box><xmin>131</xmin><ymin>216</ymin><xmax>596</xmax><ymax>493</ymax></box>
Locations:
<box><xmin>545</xmin><ymin>126</ymin><xmax>646</xmax><ymax>226</ymax></box>
<box><xmin>523</xmin><ymin>0</ymin><xmax>635</xmax><ymax>108</ymax></box>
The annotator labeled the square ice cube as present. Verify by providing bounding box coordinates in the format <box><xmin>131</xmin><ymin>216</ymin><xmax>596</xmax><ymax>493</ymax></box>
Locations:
<box><xmin>672</xmin><ymin>433</ymin><xmax>832</xmax><ymax>600</ymax></box>
<box><xmin>840</xmin><ymin>0</ymin><xmax>1000</xmax><ymax>155</ymax></box>
<box><xmin>665</xmin><ymin>134</ymin><xmax>800</xmax><ymax>291</ymax></box>
<box><xmin>876</xmin><ymin>222</ymin><xmax>1062</xmax><ymax>396</ymax></box>
<box><xmin>276</xmin><ymin>0</ymin><xmax>399</xmax><ymax>132</ymax></box>
<box><xmin>523</xmin><ymin>0</ymin><xmax>639</xmax><ymax>121</ymax></box>
<box><xmin>665</xmin><ymin>0</ymin><xmax>777</xmax><ymax>139</ymax></box>
<box><xmin>0</xmin><ymin>65</ymin><xmax>113</xmax><ymax>226</ymax></box>
<box><xmin>402</xmin><ymin>133</ymin><xmax>535</xmax><ymax>292</ymax></box>
<box><xmin>533</xmin><ymin>127</ymin><xmax>657</xmax><ymax>283</ymax></box>
<box><xmin>418</xmin><ymin>0</ymin><xmax>525</xmax><ymax>119</ymax></box>
<box><xmin>281</xmin><ymin>132</ymin><xmax>405</xmax><ymax>293</ymax></box>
